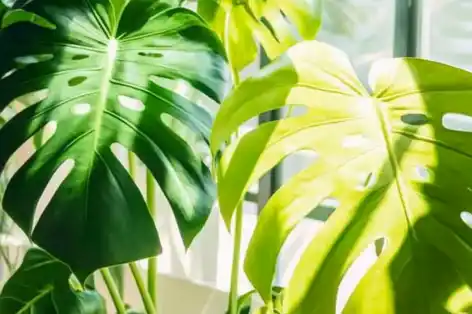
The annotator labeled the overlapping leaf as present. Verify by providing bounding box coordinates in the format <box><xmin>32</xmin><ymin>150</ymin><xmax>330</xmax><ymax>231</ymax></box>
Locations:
<box><xmin>197</xmin><ymin>0</ymin><xmax>322</xmax><ymax>72</ymax></box>
<box><xmin>211</xmin><ymin>40</ymin><xmax>472</xmax><ymax>312</ymax></box>
<box><xmin>0</xmin><ymin>248</ymin><xmax>106</xmax><ymax>314</ymax></box>
<box><xmin>0</xmin><ymin>0</ymin><xmax>228</xmax><ymax>281</ymax></box>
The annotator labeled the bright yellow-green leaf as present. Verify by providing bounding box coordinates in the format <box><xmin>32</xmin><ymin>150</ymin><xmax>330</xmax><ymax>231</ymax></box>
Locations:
<box><xmin>212</xmin><ymin>41</ymin><xmax>366</xmax><ymax>301</ymax></box>
<box><xmin>197</xmin><ymin>0</ymin><xmax>322</xmax><ymax>72</ymax></box>
<box><xmin>211</xmin><ymin>40</ymin><xmax>472</xmax><ymax>312</ymax></box>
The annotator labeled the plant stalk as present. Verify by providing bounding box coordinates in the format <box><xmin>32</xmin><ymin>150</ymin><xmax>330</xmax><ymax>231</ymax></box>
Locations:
<box><xmin>146</xmin><ymin>169</ymin><xmax>158</xmax><ymax>309</ymax></box>
<box><xmin>223</xmin><ymin>9</ymin><xmax>244</xmax><ymax>314</ymax></box>
<box><xmin>110</xmin><ymin>265</ymin><xmax>125</xmax><ymax>297</ymax></box>
<box><xmin>229</xmin><ymin>203</ymin><xmax>244</xmax><ymax>314</ymax></box>
<box><xmin>129</xmin><ymin>262</ymin><xmax>156</xmax><ymax>314</ymax></box>
<box><xmin>127</xmin><ymin>152</ymin><xmax>157</xmax><ymax>314</ymax></box>
<box><xmin>100</xmin><ymin>269</ymin><xmax>127</xmax><ymax>314</ymax></box>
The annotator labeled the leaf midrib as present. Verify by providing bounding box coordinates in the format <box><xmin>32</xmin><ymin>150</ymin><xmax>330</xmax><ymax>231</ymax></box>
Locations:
<box><xmin>83</xmin><ymin>38</ymin><xmax>118</xmax><ymax>225</ymax></box>
<box><xmin>15</xmin><ymin>285</ymin><xmax>53</xmax><ymax>314</ymax></box>
<box><xmin>374</xmin><ymin>99</ymin><xmax>418</xmax><ymax>240</ymax></box>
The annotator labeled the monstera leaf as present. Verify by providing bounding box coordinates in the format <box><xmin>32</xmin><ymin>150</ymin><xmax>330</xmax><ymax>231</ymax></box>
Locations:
<box><xmin>0</xmin><ymin>0</ymin><xmax>228</xmax><ymax>281</ymax></box>
<box><xmin>211</xmin><ymin>40</ymin><xmax>472</xmax><ymax>312</ymax></box>
<box><xmin>0</xmin><ymin>1</ymin><xmax>6</xmax><ymax>22</ymax></box>
<box><xmin>197</xmin><ymin>0</ymin><xmax>322</xmax><ymax>72</ymax></box>
<box><xmin>0</xmin><ymin>248</ymin><xmax>106</xmax><ymax>314</ymax></box>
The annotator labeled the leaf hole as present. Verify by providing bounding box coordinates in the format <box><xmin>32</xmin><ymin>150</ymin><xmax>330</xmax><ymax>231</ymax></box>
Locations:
<box><xmin>1</xmin><ymin>69</ymin><xmax>16</xmax><ymax>79</ymax></box>
<box><xmin>14</xmin><ymin>89</ymin><xmax>49</xmax><ymax>108</ymax></box>
<box><xmin>37</xmin><ymin>121</ymin><xmax>57</xmax><ymax>146</ymax></box>
<box><xmin>110</xmin><ymin>143</ymin><xmax>146</xmax><ymax>192</ymax></box>
<box><xmin>414</xmin><ymin>165</ymin><xmax>431</xmax><ymax>182</ymax></box>
<box><xmin>34</xmin><ymin>159</ymin><xmax>75</xmax><ymax>231</ymax></box>
<box><xmin>401</xmin><ymin>113</ymin><xmax>429</xmax><ymax>126</ymax></box>
<box><xmin>71</xmin><ymin>103</ymin><xmax>91</xmax><ymax>116</ymax></box>
<box><xmin>309</xmin><ymin>197</ymin><xmax>338</xmax><ymax>221</ymax></box>
<box><xmin>281</xmin><ymin>150</ymin><xmax>318</xmax><ymax>180</ymax></box>
<box><xmin>68</xmin><ymin>76</ymin><xmax>87</xmax><ymax>87</ymax></box>
<box><xmin>460</xmin><ymin>211</ymin><xmax>472</xmax><ymax>229</ymax></box>
<box><xmin>71</xmin><ymin>54</ymin><xmax>89</xmax><ymax>60</ymax></box>
<box><xmin>356</xmin><ymin>172</ymin><xmax>376</xmax><ymax>190</ymax></box>
<box><xmin>118</xmin><ymin>95</ymin><xmax>145</xmax><ymax>112</ymax></box>
<box><xmin>285</xmin><ymin>105</ymin><xmax>308</xmax><ymax>118</ymax></box>
<box><xmin>151</xmin><ymin>76</ymin><xmax>219</xmax><ymax>114</ymax></box>
<box><xmin>14</xmin><ymin>54</ymin><xmax>53</xmax><ymax>65</ymax></box>
<box><xmin>336</xmin><ymin>238</ymin><xmax>384</xmax><ymax>313</ymax></box>
<box><xmin>342</xmin><ymin>134</ymin><xmax>372</xmax><ymax>149</ymax></box>
<box><xmin>160</xmin><ymin>113</ymin><xmax>210</xmax><ymax>164</ymax></box>
<box><xmin>318</xmin><ymin>197</ymin><xmax>339</xmax><ymax>210</ymax></box>
<box><xmin>374</xmin><ymin>237</ymin><xmax>388</xmax><ymax>256</ymax></box>
<box><xmin>138</xmin><ymin>52</ymin><xmax>164</xmax><ymax>58</ymax></box>
<box><xmin>6</xmin><ymin>121</ymin><xmax>57</xmax><ymax>180</ymax></box>
<box><xmin>442</xmin><ymin>113</ymin><xmax>472</xmax><ymax>132</ymax></box>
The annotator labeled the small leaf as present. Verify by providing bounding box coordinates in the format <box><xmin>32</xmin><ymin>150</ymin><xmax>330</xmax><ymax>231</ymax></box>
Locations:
<box><xmin>0</xmin><ymin>248</ymin><xmax>106</xmax><ymax>314</ymax></box>
<box><xmin>226</xmin><ymin>290</ymin><xmax>254</xmax><ymax>314</ymax></box>
<box><xmin>198</xmin><ymin>0</ymin><xmax>322</xmax><ymax>72</ymax></box>
<box><xmin>225</xmin><ymin>287</ymin><xmax>285</xmax><ymax>314</ymax></box>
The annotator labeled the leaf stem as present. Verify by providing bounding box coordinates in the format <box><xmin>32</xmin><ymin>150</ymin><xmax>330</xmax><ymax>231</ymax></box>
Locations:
<box><xmin>146</xmin><ymin>170</ymin><xmax>158</xmax><ymax>310</ymax></box>
<box><xmin>110</xmin><ymin>265</ymin><xmax>125</xmax><ymax>297</ymax></box>
<box><xmin>229</xmin><ymin>202</ymin><xmax>244</xmax><ymax>314</ymax></box>
<box><xmin>127</xmin><ymin>152</ymin><xmax>157</xmax><ymax>314</ymax></box>
<box><xmin>224</xmin><ymin>10</ymin><xmax>244</xmax><ymax>314</ymax></box>
<box><xmin>100</xmin><ymin>269</ymin><xmax>127</xmax><ymax>314</ymax></box>
<box><xmin>129</xmin><ymin>262</ymin><xmax>156</xmax><ymax>314</ymax></box>
<box><xmin>265</xmin><ymin>300</ymin><xmax>275</xmax><ymax>314</ymax></box>
<box><xmin>224</xmin><ymin>18</ymin><xmax>244</xmax><ymax>312</ymax></box>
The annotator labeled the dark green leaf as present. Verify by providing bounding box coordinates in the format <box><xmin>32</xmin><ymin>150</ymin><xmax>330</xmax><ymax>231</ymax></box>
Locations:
<box><xmin>0</xmin><ymin>1</ymin><xmax>6</xmax><ymax>22</ymax></box>
<box><xmin>0</xmin><ymin>248</ymin><xmax>106</xmax><ymax>314</ymax></box>
<box><xmin>0</xmin><ymin>0</ymin><xmax>228</xmax><ymax>281</ymax></box>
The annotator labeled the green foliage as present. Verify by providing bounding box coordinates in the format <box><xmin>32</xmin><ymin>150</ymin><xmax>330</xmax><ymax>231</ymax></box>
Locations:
<box><xmin>197</xmin><ymin>0</ymin><xmax>322</xmax><ymax>72</ymax></box>
<box><xmin>0</xmin><ymin>0</ymin><xmax>228</xmax><ymax>282</ymax></box>
<box><xmin>226</xmin><ymin>290</ymin><xmax>253</xmax><ymax>314</ymax></box>
<box><xmin>0</xmin><ymin>1</ymin><xmax>7</xmax><ymax>24</ymax></box>
<box><xmin>0</xmin><ymin>0</ymin><xmax>56</xmax><ymax>29</ymax></box>
<box><xmin>212</xmin><ymin>40</ymin><xmax>472</xmax><ymax>312</ymax></box>
<box><xmin>2</xmin><ymin>8</ymin><xmax>52</xmax><ymax>28</ymax></box>
<box><xmin>0</xmin><ymin>248</ymin><xmax>106</xmax><ymax>314</ymax></box>
<box><xmin>226</xmin><ymin>287</ymin><xmax>285</xmax><ymax>314</ymax></box>
<box><xmin>125</xmin><ymin>306</ymin><xmax>145</xmax><ymax>314</ymax></box>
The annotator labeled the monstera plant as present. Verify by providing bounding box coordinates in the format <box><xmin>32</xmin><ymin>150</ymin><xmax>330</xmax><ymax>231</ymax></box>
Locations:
<box><xmin>212</xmin><ymin>40</ymin><xmax>472</xmax><ymax>313</ymax></box>
<box><xmin>3</xmin><ymin>0</ymin><xmax>470</xmax><ymax>313</ymax></box>
<box><xmin>0</xmin><ymin>0</ymin><xmax>227</xmax><ymax>312</ymax></box>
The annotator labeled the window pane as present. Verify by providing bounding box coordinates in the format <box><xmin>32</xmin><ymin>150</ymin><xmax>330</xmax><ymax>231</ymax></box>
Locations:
<box><xmin>318</xmin><ymin>0</ymin><xmax>396</xmax><ymax>81</ymax></box>
<box><xmin>419</xmin><ymin>0</ymin><xmax>472</xmax><ymax>70</ymax></box>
